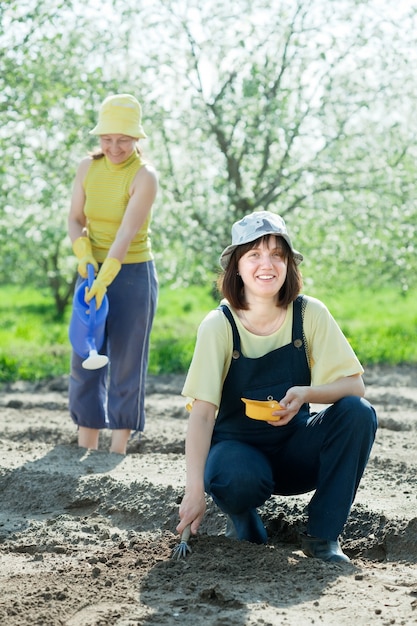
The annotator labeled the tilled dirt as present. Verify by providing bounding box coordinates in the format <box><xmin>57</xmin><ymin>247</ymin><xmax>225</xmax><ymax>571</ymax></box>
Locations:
<box><xmin>0</xmin><ymin>364</ymin><xmax>416</xmax><ymax>625</ymax></box>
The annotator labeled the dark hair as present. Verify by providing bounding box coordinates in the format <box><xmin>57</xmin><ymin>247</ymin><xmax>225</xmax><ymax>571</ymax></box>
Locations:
<box><xmin>217</xmin><ymin>235</ymin><xmax>302</xmax><ymax>309</ymax></box>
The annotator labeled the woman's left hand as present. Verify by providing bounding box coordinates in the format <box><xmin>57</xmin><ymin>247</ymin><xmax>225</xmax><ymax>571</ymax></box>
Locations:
<box><xmin>268</xmin><ymin>385</ymin><xmax>308</xmax><ymax>426</ymax></box>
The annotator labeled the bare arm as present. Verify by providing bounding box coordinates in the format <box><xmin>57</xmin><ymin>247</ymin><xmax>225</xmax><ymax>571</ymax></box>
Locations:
<box><xmin>295</xmin><ymin>373</ymin><xmax>365</xmax><ymax>404</ymax></box>
<box><xmin>107</xmin><ymin>164</ymin><xmax>158</xmax><ymax>262</ymax></box>
<box><xmin>176</xmin><ymin>400</ymin><xmax>216</xmax><ymax>536</ymax></box>
<box><xmin>68</xmin><ymin>157</ymin><xmax>92</xmax><ymax>242</ymax></box>
<box><xmin>270</xmin><ymin>374</ymin><xmax>365</xmax><ymax>426</ymax></box>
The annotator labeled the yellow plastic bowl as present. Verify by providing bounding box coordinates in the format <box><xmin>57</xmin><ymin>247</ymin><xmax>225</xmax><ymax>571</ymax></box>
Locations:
<box><xmin>241</xmin><ymin>398</ymin><xmax>282</xmax><ymax>422</ymax></box>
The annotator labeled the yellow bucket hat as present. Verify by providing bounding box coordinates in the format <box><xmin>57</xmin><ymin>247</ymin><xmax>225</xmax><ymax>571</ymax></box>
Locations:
<box><xmin>89</xmin><ymin>94</ymin><xmax>147</xmax><ymax>138</ymax></box>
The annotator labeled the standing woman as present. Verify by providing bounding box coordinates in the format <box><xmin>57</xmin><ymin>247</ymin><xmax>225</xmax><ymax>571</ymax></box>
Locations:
<box><xmin>68</xmin><ymin>93</ymin><xmax>158</xmax><ymax>455</ymax></box>
<box><xmin>177</xmin><ymin>211</ymin><xmax>377</xmax><ymax>562</ymax></box>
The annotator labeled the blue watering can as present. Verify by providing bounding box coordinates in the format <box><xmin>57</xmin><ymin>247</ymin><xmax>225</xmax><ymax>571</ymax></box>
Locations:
<box><xmin>69</xmin><ymin>263</ymin><xmax>109</xmax><ymax>370</ymax></box>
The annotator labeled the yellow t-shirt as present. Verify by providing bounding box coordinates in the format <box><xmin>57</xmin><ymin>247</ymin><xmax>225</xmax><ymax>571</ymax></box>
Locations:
<box><xmin>83</xmin><ymin>151</ymin><xmax>153</xmax><ymax>263</ymax></box>
<box><xmin>182</xmin><ymin>295</ymin><xmax>363</xmax><ymax>409</ymax></box>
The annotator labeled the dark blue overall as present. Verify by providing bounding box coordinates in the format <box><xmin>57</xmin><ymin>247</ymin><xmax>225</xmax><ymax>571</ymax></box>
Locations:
<box><xmin>204</xmin><ymin>297</ymin><xmax>377</xmax><ymax>543</ymax></box>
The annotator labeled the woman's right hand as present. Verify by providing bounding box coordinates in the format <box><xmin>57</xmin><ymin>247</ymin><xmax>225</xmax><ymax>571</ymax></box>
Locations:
<box><xmin>176</xmin><ymin>489</ymin><xmax>207</xmax><ymax>536</ymax></box>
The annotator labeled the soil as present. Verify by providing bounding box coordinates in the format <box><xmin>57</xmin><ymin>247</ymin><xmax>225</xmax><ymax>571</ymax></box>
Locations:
<box><xmin>0</xmin><ymin>364</ymin><xmax>416</xmax><ymax>626</ymax></box>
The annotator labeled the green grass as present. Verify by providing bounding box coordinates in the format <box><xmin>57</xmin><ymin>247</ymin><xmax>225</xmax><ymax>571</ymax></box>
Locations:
<box><xmin>148</xmin><ymin>284</ymin><xmax>217</xmax><ymax>375</ymax></box>
<box><xmin>0</xmin><ymin>286</ymin><xmax>72</xmax><ymax>383</ymax></box>
<box><xmin>0</xmin><ymin>283</ymin><xmax>217</xmax><ymax>382</ymax></box>
<box><xmin>0</xmin><ymin>283</ymin><xmax>415</xmax><ymax>383</ymax></box>
<box><xmin>308</xmin><ymin>285</ymin><xmax>417</xmax><ymax>365</ymax></box>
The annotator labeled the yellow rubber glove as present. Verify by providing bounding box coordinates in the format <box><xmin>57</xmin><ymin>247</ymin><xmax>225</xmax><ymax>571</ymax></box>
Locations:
<box><xmin>85</xmin><ymin>257</ymin><xmax>121</xmax><ymax>309</ymax></box>
<box><xmin>72</xmin><ymin>237</ymin><xmax>98</xmax><ymax>278</ymax></box>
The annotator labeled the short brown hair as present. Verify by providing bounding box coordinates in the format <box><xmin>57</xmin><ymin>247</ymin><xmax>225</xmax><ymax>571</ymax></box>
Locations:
<box><xmin>217</xmin><ymin>235</ymin><xmax>302</xmax><ymax>309</ymax></box>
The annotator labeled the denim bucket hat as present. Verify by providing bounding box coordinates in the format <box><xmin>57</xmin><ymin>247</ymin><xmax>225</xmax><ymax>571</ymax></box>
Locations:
<box><xmin>220</xmin><ymin>211</ymin><xmax>303</xmax><ymax>270</ymax></box>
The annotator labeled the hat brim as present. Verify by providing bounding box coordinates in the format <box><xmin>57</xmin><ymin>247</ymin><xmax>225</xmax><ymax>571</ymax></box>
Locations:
<box><xmin>219</xmin><ymin>236</ymin><xmax>303</xmax><ymax>270</ymax></box>
<box><xmin>89</xmin><ymin>124</ymin><xmax>147</xmax><ymax>139</ymax></box>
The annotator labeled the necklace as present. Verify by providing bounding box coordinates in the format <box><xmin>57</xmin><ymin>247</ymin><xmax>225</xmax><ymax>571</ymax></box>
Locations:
<box><xmin>239</xmin><ymin>307</ymin><xmax>286</xmax><ymax>336</ymax></box>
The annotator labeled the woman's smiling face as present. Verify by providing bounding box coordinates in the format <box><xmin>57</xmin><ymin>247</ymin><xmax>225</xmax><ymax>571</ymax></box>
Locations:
<box><xmin>237</xmin><ymin>235</ymin><xmax>288</xmax><ymax>299</ymax></box>
<box><xmin>99</xmin><ymin>134</ymin><xmax>137</xmax><ymax>164</ymax></box>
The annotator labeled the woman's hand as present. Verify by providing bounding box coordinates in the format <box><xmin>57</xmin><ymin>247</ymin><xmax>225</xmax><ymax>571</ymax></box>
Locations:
<box><xmin>267</xmin><ymin>375</ymin><xmax>365</xmax><ymax>427</ymax></box>
<box><xmin>268</xmin><ymin>386</ymin><xmax>308</xmax><ymax>426</ymax></box>
<box><xmin>176</xmin><ymin>489</ymin><xmax>207</xmax><ymax>536</ymax></box>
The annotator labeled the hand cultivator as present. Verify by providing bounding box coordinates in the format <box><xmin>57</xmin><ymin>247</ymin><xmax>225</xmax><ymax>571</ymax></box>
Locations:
<box><xmin>171</xmin><ymin>524</ymin><xmax>192</xmax><ymax>560</ymax></box>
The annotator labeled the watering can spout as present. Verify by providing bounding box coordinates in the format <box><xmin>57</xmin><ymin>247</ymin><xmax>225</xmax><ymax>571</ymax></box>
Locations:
<box><xmin>69</xmin><ymin>263</ymin><xmax>109</xmax><ymax>370</ymax></box>
<box><xmin>82</xmin><ymin>350</ymin><xmax>109</xmax><ymax>370</ymax></box>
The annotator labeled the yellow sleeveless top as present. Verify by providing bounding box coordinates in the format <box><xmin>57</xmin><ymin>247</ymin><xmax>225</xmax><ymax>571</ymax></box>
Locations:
<box><xmin>83</xmin><ymin>151</ymin><xmax>153</xmax><ymax>264</ymax></box>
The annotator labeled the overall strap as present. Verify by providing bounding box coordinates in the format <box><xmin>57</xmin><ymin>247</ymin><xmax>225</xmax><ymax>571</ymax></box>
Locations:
<box><xmin>292</xmin><ymin>295</ymin><xmax>309</xmax><ymax>365</ymax></box>
<box><xmin>218</xmin><ymin>304</ymin><xmax>241</xmax><ymax>353</ymax></box>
